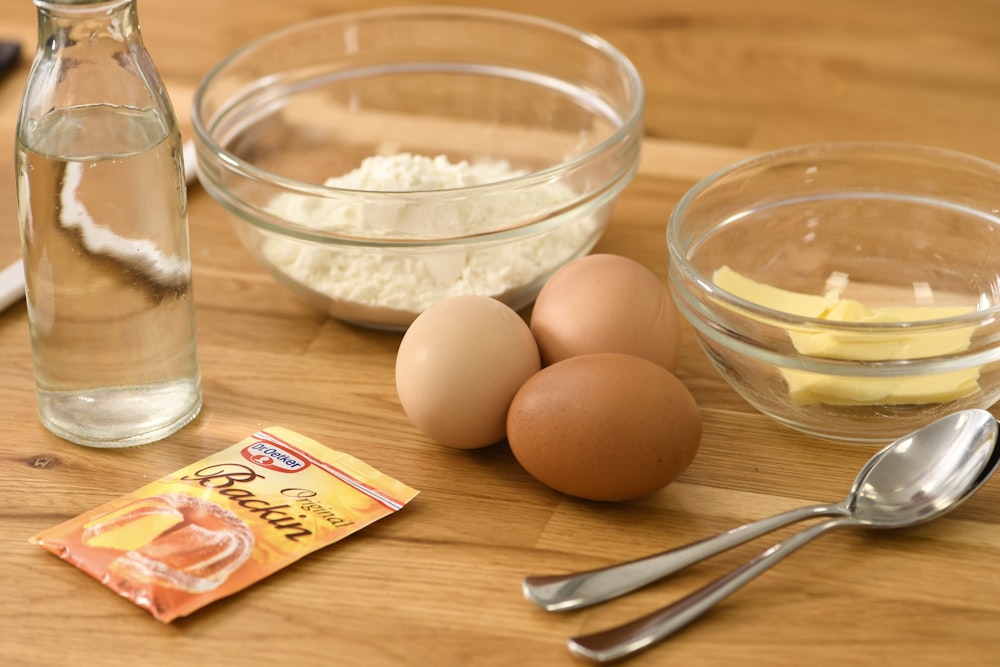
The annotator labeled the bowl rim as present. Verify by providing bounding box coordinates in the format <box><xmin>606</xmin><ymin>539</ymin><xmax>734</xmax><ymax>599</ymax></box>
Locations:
<box><xmin>667</xmin><ymin>140</ymin><xmax>1000</xmax><ymax>330</ymax></box>
<box><xmin>190</xmin><ymin>5</ymin><xmax>645</xmax><ymax>201</ymax></box>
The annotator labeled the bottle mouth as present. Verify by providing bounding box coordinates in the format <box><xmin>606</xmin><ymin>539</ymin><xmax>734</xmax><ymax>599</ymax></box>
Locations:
<box><xmin>34</xmin><ymin>0</ymin><xmax>132</xmax><ymax>15</ymax></box>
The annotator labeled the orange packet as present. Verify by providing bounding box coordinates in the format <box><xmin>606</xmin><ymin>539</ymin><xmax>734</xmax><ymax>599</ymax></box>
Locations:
<box><xmin>31</xmin><ymin>427</ymin><xmax>419</xmax><ymax>622</ymax></box>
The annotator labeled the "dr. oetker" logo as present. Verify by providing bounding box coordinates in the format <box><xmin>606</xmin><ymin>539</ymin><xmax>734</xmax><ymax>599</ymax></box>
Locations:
<box><xmin>240</xmin><ymin>441</ymin><xmax>310</xmax><ymax>473</ymax></box>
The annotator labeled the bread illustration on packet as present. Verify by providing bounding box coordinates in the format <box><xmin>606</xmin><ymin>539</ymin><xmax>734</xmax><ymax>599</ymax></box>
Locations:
<box><xmin>82</xmin><ymin>493</ymin><xmax>255</xmax><ymax>594</ymax></box>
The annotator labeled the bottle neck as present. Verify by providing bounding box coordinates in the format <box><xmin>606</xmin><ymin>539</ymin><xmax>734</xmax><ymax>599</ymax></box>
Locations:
<box><xmin>35</xmin><ymin>0</ymin><xmax>139</xmax><ymax>48</ymax></box>
<box><xmin>19</xmin><ymin>0</ymin><xmax>171</xmax><ymax>137</ymax></box>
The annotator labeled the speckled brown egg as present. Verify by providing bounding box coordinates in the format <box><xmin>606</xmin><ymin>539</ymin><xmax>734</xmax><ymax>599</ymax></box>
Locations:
<box><xmin>506</xmin><ymin>352</ymin><xmax>701</xmax><ymax>501</ymax></box>
<box><xmin>529</xmin><ymin>254</ymin><xmax>681</xmax><ymax>371</ymax></box>
<box><xmin>395</xmin><ymin>295</ymin><xmax>541</xmax><ymax>449</ymax></box>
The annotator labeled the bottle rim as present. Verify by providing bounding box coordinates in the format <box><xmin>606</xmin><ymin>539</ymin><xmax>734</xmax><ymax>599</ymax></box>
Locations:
<box><xmin>34</xmin><ymin>0</ymin><xmax>132</xmax><ymax>13</ymax></box>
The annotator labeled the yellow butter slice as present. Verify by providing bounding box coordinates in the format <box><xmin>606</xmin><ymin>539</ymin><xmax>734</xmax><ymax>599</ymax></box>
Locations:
<box><xmin>783</xmin><ymin>367</ymin><xmax>981</xmax><ymax>406</ymax></box>
<box><xmin>712</xmin><ymin>266</ymin><xmax>980</xmax><ymax>405</ymax></box>
<box><xmin>713</xmin><ymin>265</ymin><xmax>838</xmax><ymax>318</ymax></box>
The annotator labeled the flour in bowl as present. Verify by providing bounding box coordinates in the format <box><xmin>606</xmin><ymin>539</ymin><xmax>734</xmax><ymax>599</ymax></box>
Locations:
<box><xmin>262</xmin><ymin>153</ymin><xmax>602</xmax><ymax>324</ymax></box>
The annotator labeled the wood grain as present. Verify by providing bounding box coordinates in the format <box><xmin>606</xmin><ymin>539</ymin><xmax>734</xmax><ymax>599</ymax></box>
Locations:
<box><xmin>2</xmin><ymin>1</ymin><xmax>1000</xmax><ymax>666</ymax></box>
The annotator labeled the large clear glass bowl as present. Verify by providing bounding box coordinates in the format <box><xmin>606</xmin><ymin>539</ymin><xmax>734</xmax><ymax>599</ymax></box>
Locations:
<box><xmin>192</xmin><ymin>6</ymin><xmax>643</xmax><ymax>329</ymax></box>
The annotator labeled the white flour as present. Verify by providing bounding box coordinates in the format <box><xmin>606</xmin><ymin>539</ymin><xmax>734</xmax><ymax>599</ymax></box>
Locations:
<box><xmin>263</xmin><ymin>153</ymin><xmax>599</xmax><ymax>319</ymax></box>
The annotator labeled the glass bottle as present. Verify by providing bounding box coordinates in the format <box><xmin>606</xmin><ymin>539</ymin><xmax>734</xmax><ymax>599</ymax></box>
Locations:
<box><xmin>15</xmin><ymin>0</ymin><xmax>202</xmax><ymax>447</ymax></box>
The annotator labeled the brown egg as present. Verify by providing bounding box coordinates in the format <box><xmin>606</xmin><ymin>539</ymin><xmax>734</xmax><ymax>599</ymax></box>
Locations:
<box><xmin>530</xmin><ymin>254</ymin><xmax>681</xmax><ymax>371</ymax></box>
<box><xmin>507</xmin><ymin>352</ymin><xmax>701</xmax><ymax>501</ymax></box>
<box><xmin>395</xmin><ymin>295</ymin><xmax>541</xmax><ymax>449</ymax></box>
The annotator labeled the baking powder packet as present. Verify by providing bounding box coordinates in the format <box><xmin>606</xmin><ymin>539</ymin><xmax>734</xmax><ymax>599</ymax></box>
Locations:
<box><xmin>31</xmin><ymin>427</ymin><xmax>419</xmax><ymax>622</ymax></box>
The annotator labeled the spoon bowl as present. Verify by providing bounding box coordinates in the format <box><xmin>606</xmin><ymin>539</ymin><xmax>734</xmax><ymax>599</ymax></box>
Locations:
<box><xmin>849</xmin><ymin>408</ymin><xmax>997</xmax><ymax>526</ymax></box>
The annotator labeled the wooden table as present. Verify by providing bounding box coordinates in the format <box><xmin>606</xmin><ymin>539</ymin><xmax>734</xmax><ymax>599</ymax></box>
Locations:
<box><xmin>2</xmin><ymin>1</ymin><xmax>999</xmax><ymax>665</ymax></box>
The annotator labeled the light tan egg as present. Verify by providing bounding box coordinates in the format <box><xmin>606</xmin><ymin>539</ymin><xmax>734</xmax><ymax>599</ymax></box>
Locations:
<box><xmin>530</xmin><ymin>254</ymin><xmax>681</xmax><ymax>371</ymax></box>
<box><xmin>395</xmin><ymin>295</ymin><xmax>541</xmax><ymax>449</ymax></box>
<box><xmin>507</xmin><ymin>352</ymin><xmax>701</xmax><ymax>501</ymax></box>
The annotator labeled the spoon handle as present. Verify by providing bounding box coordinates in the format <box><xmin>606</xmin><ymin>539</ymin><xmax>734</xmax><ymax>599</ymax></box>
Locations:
<box><xmin>523</xmin><ymin>502</ymin><xmax>844</xmax><ymax>611</ymax></box>
<box><xmin>567</xmin><ymin>516</ymin><xmax>852</xmax><ymax>663</ymax></box>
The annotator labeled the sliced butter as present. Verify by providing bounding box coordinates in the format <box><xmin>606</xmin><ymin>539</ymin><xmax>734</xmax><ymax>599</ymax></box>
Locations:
<box><xmin>712</xmin><ymin>266</ymin><xmax>980</xmax><ymax>405</ymax></box>
<box><xmin>713</xmin><ymin>265</ymin><xmax>838</xmax><ymax>318</ymax></box>
<box><xmin>783</xmin><ymin>367</ymin><xmax>981</xmax><ymax>406</ymax></box>
<box><xmin>788</xmin><ymin>325</ymin><xmax>975</xmax><ymax>361</ymax></box>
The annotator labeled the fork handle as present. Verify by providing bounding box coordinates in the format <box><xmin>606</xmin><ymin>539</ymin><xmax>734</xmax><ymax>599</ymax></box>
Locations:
<box><xmin>523</xmin><ymin>502</ymin><xmax>845</xmax><ymax>611</ymax></box>
<box><xmin>568</xmin><ymin>516</ymin><xmax>852</xmax><ymax>663</ymax></box>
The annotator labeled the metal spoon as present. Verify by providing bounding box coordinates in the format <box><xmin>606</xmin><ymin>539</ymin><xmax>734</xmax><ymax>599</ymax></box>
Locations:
<box><xmin>525</xmin><ymin>448</ymin><xmax>887</xmax><ymax>612</ymax></box>
<box><xmin>567</xmin><ymin>409</ymin><xmax>999</xmax><ymax>663</ymax></box>
<box><xmin>523</xmin><ymin>409</ymin><xmax>996</xmax><ymax>612</ymax></box>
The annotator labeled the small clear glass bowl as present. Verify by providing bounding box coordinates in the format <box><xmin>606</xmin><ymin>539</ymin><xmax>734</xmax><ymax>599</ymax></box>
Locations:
<box><xmin>668</xmin><ymin>142</ymin><xmax>1000</xmax><ymax>443</ymax></box>
<box><xmin>191</xmin><ymin>6</ymin><xmax>643</xmax><ymax>330</ymax></box>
